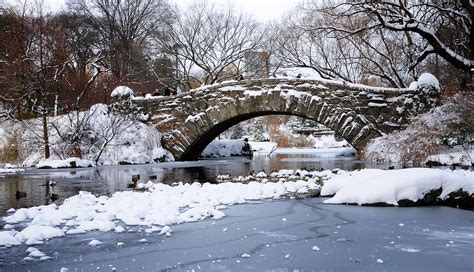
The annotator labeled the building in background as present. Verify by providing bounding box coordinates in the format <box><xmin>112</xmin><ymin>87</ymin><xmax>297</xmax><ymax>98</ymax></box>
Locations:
<box><xmin>244</xmin><ymin>51</ymin><xmax>269</xmax><ymax>79</ymax></box>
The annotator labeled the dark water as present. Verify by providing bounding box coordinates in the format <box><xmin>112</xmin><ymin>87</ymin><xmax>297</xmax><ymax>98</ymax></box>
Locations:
<box><xmin>0</xmin><ymin>151</ymin><xmax>403</xmax><ymax>214</ymax></box>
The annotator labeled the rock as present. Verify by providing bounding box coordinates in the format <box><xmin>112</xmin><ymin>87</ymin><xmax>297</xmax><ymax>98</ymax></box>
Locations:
<box><xmin>131</xmin><ymin>175</ymin><xmax>140</xmax><ymax>182</ymax></box>
<box><xmin>50</xmin><ymin>194</ymin><xmax>60</xmax><ymax>202</ymax></box>
<box><xmin>443</xmin><ymin>190</ymin><xmax>474</xmax><ymax>210</ymax></box>
<box><xmin>397</xmin><ymin>188</ymin><xmax>442</xmax><ymax>207</ymax></box>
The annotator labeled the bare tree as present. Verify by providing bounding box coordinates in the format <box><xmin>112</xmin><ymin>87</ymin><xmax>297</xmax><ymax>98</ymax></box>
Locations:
<box><xmin>269</xmin><ymin>2</ymin><xmax>432</xmax><ymax>87</ymax></box>
<box><xmin>154</xmin><ymin>1</ymin><xmax>265</xmax><ymax>86</ymax></box>
<box><xmin>67</xmin><ymin>0</ymin><xmax>171</xmax><ymax>83</ymax></box>
<box><xmin>308</xmin><ymin>0</ymin><xmax>473</xmax><ymax>72</ymax></box>
<box><xmin>0</xmin><ymin>1</ymin><xmax>76</xmax><ymax>159</ymax></box>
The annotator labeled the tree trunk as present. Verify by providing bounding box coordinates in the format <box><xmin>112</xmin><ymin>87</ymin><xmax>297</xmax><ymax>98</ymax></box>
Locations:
<box><xmin>42</xmin><ymin>112</ymin><xmax>50</xmax><ymax>159</ymax></box>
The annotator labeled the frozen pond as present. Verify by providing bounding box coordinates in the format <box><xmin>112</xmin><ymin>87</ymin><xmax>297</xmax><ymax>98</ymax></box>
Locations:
<box><xmin>0</xmin><ymin>148</ymin><xmax>379</xmax><ymax>214</ymax></box>
<box><xmin>1</xmin><ymin>198</ymin><xmax>473</xmax><ymax>271</ymax></box>
<box><xmin>0</xmin><ymin>148</ymin><xmax>472</xmax><ymax>271</ymax></box>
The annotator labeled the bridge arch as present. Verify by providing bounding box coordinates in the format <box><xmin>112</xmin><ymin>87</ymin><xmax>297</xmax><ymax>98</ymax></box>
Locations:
<box><xmin>178</xmin><ymin>110</ymin><xmax>363</xmax><ymax>161</ymax></box>
<box><xmin>134</xmin><ymin>78</ymin><xmax>439</xmax><ymax>161</ymax></box>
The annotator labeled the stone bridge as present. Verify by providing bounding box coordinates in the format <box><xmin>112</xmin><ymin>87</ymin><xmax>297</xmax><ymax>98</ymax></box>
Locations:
<box><xmin>132</xmin><ymin>78</ymin><xmax>440</xmax><ymax>161</ymax></box>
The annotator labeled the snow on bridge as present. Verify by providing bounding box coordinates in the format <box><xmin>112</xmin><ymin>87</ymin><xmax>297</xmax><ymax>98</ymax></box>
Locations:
<box><xmin>132</xmin><ymin>78</ymin><xmax>440</xmax><ymax>161</ymax></box>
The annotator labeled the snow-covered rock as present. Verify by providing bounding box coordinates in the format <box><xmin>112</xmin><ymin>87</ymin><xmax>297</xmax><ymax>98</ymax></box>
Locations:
<box><xmin>111</xmin><ymin>86</ymin><xmax>134</xmax><ymax>98</ymax></box>
<box><xmin>200</xmin><ymin>139</ymin><xmax>252</xmax><ymax>158</ymax></box>
<box><xmin>36</xmin><ymin>158</ymin><xmax>95</xmax><ymax>169</ymax></box>
<box><xmin>417</xmin><ymin>73</ymin><xmax>440</xmax><ymax>91</ymax></box>
<box><xmin>322</xmin><ymin>168</ymin><xmax>474</xmax><ymax>206</ymax></box>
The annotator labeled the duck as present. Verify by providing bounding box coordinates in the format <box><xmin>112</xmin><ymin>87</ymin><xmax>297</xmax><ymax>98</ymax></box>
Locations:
<box><xmin>15</xmin><ymin>191</ymin><xmax>27</xmax><ymax>199</ymax></box>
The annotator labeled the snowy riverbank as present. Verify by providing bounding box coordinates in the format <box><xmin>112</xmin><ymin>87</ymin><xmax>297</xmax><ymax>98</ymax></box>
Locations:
<box><xmin>0</xmin><ymin>104</ymin><xmax>173</xmax><ymax>168</ymax></box>
<box><xmin>1</xmin><ymin>167</ymin><xmax>472</xmax><ymax>250</ymax></box>
<box><xmin>364</xmin><ymin>95</ymin><xmax>473</xmax><ymax>166</ymax></box>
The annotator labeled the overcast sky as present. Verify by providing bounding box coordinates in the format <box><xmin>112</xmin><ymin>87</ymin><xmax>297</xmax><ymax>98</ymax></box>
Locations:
<box><xmin>34</xmin><ymin>0</ymin><xmax>299</xmax><ymax>22</ymax></box>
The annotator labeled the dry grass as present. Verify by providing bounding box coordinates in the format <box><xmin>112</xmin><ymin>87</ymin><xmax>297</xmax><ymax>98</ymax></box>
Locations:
<box><xmin>272</xmin><ymin>131</ymin><xmax>313</xmax><ymax>148</ymax></box>
<box><xmin>0</xmin><ymin>130</ymin><xmax>21</xmax><ymax>163</ymax></box>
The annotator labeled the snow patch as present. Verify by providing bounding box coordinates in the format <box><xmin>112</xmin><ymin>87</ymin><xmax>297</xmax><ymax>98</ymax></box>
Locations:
<box><xmin>185</xmin><ymin>112</ymin><xmax>205</xmax><ymax>123</ymax></box>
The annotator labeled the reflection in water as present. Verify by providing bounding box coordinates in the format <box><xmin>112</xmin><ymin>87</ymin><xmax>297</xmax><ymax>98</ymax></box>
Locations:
<box><xmin>0</xmin><ymin>151</ymin><xmax>390</xmax><ymax>214</ymax></box>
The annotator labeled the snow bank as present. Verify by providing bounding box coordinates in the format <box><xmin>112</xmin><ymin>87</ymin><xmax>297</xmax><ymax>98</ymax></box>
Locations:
<box><xmin>8</xmin><ymin>104</ymin><xmax>174</xmax><ymax>167</ymax></box>
<box><xmin>322</xmin><ymin>168</ymin><xmax>474</xmax><ymax>206</ymax></box>
<box><xmin>36</xmin><ymin>158</ymin><xmax>95</xmax><ymax>169</ymax></box>
<box><xmin>1</xmin><ymin>177</ymin><xmax>323</xmax><ymax>247</ymax></box>
<box><xmin>200</xmin><ymin>140</ymin><xmax>252</xmax><ymax>158</ymax></box>
<box><xmin>111</xmin><ymin>86</ymin><xmax>134</xmax><ymax>97</ymax></box>
<box><xmin>0</xmin><ymin>166</ymin><xmax>24</xmax><ymax>173</ymax></box>
<box><xmin>426</xmin><ymin>148</ymin><xmax>473</xmax><ymax>166</ymax></box>
<box><xmin>273</xmin><ymin>147</ymin><xmax>355</xmax><ymax>156</ymax></box>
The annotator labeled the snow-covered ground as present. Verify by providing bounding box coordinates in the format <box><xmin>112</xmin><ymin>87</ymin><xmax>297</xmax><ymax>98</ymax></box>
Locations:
<box><xmin>0</xmin><ymin>104</ymin><xmax>173</xmax><ymax>167</ymax></box>
<box><xmin>426</xmin><ymin>146</ymin><xmax>474</xmax><ymax>166</ymax></box>
<box><xmin>1</xmin><ymin>167</ymin><xmax>472</xmax><ymax>249</ymax></box>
